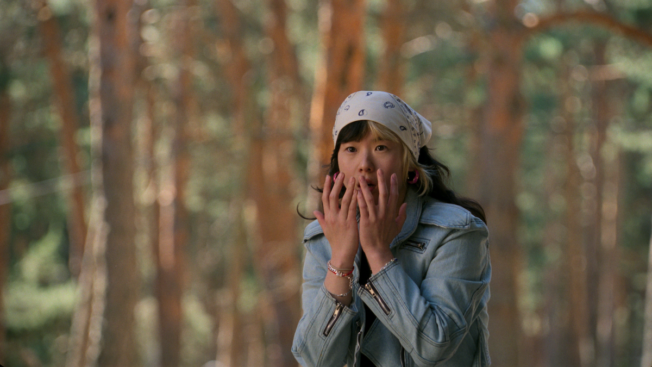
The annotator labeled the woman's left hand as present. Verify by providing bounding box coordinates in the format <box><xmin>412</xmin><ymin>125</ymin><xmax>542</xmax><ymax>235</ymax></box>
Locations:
<box><xmin>357</xmin><ymin>169</ymin><xmax>407</xmax><ymax>274</ymax></box>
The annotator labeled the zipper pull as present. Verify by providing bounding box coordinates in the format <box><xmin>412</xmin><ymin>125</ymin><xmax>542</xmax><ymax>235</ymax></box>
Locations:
<box><xmin>323</xmin><ymin>301</ymin><xmax>344</xmax><ymax>336</ymax></box>
<box><xmin>365</xmin><ymin>282</ymin><xmax>391</xmax><ymax>315</ymax></box>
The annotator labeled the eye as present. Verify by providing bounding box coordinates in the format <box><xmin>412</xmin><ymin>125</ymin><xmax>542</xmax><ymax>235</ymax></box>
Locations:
<box><xmin>375</xmin><ymin>145</ymin><xmax>388</xmax><ymax>151</ymax></box>
<box><xmin>344</xmin><ymin>146</ymin><xmax>356</xmax><ymax>153</ymax></box>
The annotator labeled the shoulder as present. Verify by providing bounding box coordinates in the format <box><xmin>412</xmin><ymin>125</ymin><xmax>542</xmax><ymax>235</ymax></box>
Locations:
<box><xmin>303</xmin><ymin>220</ymin><xmax>325</xmax><ymax>243</ymax></box>
<box><xmin>418</xmin><ymin>196</ymin><xmax>487</xmax><ymax>233</ymax></box>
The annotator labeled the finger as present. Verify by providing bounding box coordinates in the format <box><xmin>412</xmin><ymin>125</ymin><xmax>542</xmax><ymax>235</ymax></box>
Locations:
<box><xmin>388</xmin><ymin>173</ymin><xmax>399</xmax><ymax>218</ymax></box>
<box><xmin>347</xmin><ymin>182</ymin><xmax>358</xmax><ymax>222</ymax></box>
<box><xmin>377</xmin><ymin>169</ymin><xmax>388</xmax><ymax>215</ymax></box>
<box><xmin>357</xmin><ymin>190</ymin><xmax>368</xmax><ymax>220</ymax></box>
<box><xmin>395</xmin><ymin>203</ymin><xmax>407</xmax><ymax>228</ymax></box>
<box><xmin>329</xmin><ymin>172</ymin><xmax>345</xmax><ymax>212</ymax></box>
<box><xmin>339</xmin><ymin>176</ymin><xmax>356</xmax><ymax>219</ymax></box>
<box><xmin>314</xmin><ymin>210</ymin><xmax>325</xmax><ymax>226</ymax></box>
<box><xmin>322</xmin><ymin>175</ymin><xmax>332</xmax><ymax>213</ymax></box>
<box><xmin>359</xmin><ymin>176</ymin><xmax>376</xmax><ymax>221</ymax></box>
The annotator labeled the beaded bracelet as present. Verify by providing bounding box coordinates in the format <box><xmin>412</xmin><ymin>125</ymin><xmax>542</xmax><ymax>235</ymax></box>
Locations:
<box><xmin>327</xmin><ymin>261</ymin><xmax>353</xmax><ymax>277</ymax></box>
<box><xmin>331</xmin><ymin>289</ymin><xmax>352</xmax><ymax>297</ymax></box>
<box><xmin>327</xmin><ymin>261</ymin><xmax>354</xmax><ymax>291</ymax></box>
<box><xmin>379</xmin><ymin>258</ymin><xmax>398</xmax><ymax>273</ymax></box>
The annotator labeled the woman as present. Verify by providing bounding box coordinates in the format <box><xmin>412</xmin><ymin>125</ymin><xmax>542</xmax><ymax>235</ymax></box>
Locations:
<box><xmin>292</xmin><ymin>91</ymin><xmax>491</xmax><ymax>367</ymax></box>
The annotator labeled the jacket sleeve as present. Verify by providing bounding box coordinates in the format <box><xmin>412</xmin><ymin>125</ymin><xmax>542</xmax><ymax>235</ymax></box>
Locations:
<box><xmin>358</xmin><ymin>216</ymin><xmax>491</xmax><ymax>366</ymax></box>
<box><xmin>292</xmin><ymin>236</ymin><xmax>360</xmax><ymax>367</ymax></box>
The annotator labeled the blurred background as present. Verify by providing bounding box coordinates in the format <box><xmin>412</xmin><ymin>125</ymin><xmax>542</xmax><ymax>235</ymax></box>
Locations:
<box><xmin>0</xmin><ymin>0</ymin><xmax>651</xmax><ymax>366</ymax></box>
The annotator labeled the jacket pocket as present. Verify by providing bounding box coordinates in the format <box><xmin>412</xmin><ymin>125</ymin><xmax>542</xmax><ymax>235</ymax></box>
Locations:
<box><xmin>402</xmin><ymin>237</ymin><xmax>429</xmax><ymax>253</ymax></box>
<box><xmin>323</xmin><ymin>301</ymin><xmax>344</xmax><ymax>337</ymax></box>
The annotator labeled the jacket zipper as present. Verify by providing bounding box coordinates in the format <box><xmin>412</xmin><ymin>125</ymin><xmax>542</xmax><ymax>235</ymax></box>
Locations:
<box><xmin>400</xmin><ymin>347</ymin><xmax>406</xmax><ymax>367</ymax></box>
<box><xmin>404</xmin><ymin>240</ymin><xmax>425</xmax><ymax>250</ymax></box>
<box><xmin>365</xmin><ymin>282</ymin><xmax>391</xmax><ymax>315</ymax></box>
<box><xmin>323</xmin><ymin>301</ymin><xmax>344</xmax><ymax>336</ymax></box>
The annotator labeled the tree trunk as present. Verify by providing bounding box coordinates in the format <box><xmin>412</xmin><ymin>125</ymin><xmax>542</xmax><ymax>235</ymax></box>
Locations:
<box><xmin>155</xmin><ymin>3</ymin><xmax>196</xmax><ymax>366</ymax></box>
<box><xmin>91</xmin><ymin>0</ymin><xmax>139</xmax><ymax>365</ymax></box>
<box><xmin>561</xmin><ymin>61</ymin><xmax>592</xmax><ymax>367</ymax></box>
<box><xmin>642</xmin><ymin>216</ymin><xmax>652</xmax><ymax>367</ymax></box>
<box><xmin>214</xmin><ymin>0</ymin><xmax>253</xmax><ymax>364</ymax></box>
<box><xmin>475</xmin><ymin>1</ymin><xmax>525</xmax><ymax>365</ymax></box>
<box><xmin>249</xmin><ymin>1</ymin><xmax>303</xmax><ymax>366</ymax></box>
<box><xmin>0</xmin><ymin>58</ymin><xmax>12</xmax><ymax>365</ymax></box>
<box><xmin>36</xmin><ymin>0</ymin><xmax>88</xmax><ymax>277</ymax></box>
<box><xmin>593</xmin><ymin>46</ymin><xmax>619</xmax><ymax>367</ymax></box>
<box><xmin>216</xmin><ymin>201</ymin><xmax>247</xmax><ymax>367</ymax></box>
<box><xmin>65</xmin><ymin>197</ymin><xmax>107</xmax><ymax>367</ymax></box>
<box><xmin>376</xmin><ymin>0</ymin><xmax>405</xmax><ymax>95</ymax></box>
<box><xmin>308</xmin><ymin>0</ymin><xmax>366</xmax><ymax>187</ymax></box>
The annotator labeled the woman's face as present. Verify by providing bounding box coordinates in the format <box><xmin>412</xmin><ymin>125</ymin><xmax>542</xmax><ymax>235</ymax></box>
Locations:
<box><xmin>337</xmin><ymin>132</ymin><xmax>408</xmax><ymax>205</ymax></box>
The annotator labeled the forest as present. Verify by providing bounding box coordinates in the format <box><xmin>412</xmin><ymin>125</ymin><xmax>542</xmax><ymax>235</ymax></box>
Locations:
<box><xmin>0</xmin><ymin>0</ymin><xmax>651</xmax><ymax>366</ymax></box>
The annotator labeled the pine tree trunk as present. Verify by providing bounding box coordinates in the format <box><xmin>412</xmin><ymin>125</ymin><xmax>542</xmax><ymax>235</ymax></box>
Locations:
<box><xmin>474</xmin><ymin>1</ymin><xmax>525</xmax><ymax>365</ymax></box>
<box><xmin>376</xmin><ymin>0</ymin><xmax>405</xmax><ymax>95</ymax></box>
<box><xmin>214</xmin><ymin>0</ymin><xmax>252</xmax><ymax>364</ymax></box>
<box><xmin>249</xmin><ymin>1</ymin><xmax>303</xmax><ymax>365</ymax></box>
<box><xmin>0</xmin><ymin>60</ymin><xmax>13</xmax><ymax>365</ymax></box>
<box><xmin>36</xmin><ymin>0</ymin><xmax>88</xmax><ymax>277</ymax></box>
<box><xmin>593</xmin><ymin>46</ymin><xmax>618</xmax><ymax>367</ymax></box>
<box><xmin>642</xmin><ymin>216</ymin><xmax>652</xmax><ymax>367</ymax></box>
<box><xmin>561</xmin><ymin>62</ymin><xmax>592</xmax><ymax>367</ymax></box>
<box><xmin>155</xmin><ymin>3</ymin><xmax>196</xmax><ymax>366</ymax></box>
<box><xmin>91</xmin><ymin>0</ymin><xmax>139</xmax><ymax>365</ymax></box>
<box><xmin>308</xmin><ymin>0</ymin><xmax>366</xmax><ymax>184</ymax></box>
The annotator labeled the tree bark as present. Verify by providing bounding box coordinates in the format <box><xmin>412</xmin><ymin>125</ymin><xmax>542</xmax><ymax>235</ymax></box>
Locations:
<box><xmin>0</xmin><ymin>57</ymin><xmax>12</xmax><ymax>365</ymax></box>
<box><xmin>247</xmin><ymin>1</ymin><xmax>303</xmax><ymax>365</ymax></box>
<box><xmin>308</xmin><ymin>0</ymin><xmax>366</xmax><ymax>187</ymax></box>
<box><xmin>36</xmin><ymin>0</ymin><xmax>88</xmax><ymax>277</ymax></box>
<box><xmin>91</xmin><ymin>0</ymin><xmax>139</xmax><ymax>365</ymax></box>
<box><xmin>214</xmin><ymin>0</ymin><xmax>253</xmax><ymax>364</ymax></box>
<box><xmin>155</xmin><ymin>2</ymin><xmax>196</xmax><ymax>366</ymax></box>
<box><xmin>474</xmin><ymin>1</ymin><xmax>525</xmax><ymax>365</ymax></box>
<box><xmin>376</xmin><ymin>0</ymin><xmax>405</xmax><ymax>96</ymax></box>
<box><xmin>593</xmin><ymin>45</ymin><xmax>620</xmax><ymax>367</ymax></box>
<box><xmin>561</xmin><ymin>61</ymin><xmax>593</xmax><ymax>367</ymax></box>
<box><xmin>642</xmin><ymin>216</ymin><xmax>652</xmax><ymax>367</ymax></box>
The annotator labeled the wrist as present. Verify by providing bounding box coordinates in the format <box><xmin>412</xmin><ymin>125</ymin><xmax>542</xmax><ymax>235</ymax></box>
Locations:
<box><xmin>366</xmin><ymin>250</ymin><xmax>395</xmax><ymax>274</ymax></box>
<box><xmin>329</xmin><ymin>255</ymin><xmax>355</xmax><ymax>270</ymax></box>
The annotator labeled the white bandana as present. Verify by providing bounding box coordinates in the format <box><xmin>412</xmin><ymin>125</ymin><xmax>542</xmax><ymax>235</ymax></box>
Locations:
<box><xmin>333</xmin><ymin>91</ymin><xmax>433</xmax><ymax>159</ymax></box>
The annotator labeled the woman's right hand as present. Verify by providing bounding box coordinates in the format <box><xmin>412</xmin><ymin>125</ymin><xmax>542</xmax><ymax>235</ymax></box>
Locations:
<box><xmin>314</xmin><ymin>173</ymin><xmax>359</xmax><ymax>269</ymax></box>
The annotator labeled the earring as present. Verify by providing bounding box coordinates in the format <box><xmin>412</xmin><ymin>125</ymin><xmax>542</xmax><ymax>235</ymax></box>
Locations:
<box><xmin>408</xmin><ymin>171</ymin><xmax>419</xmax><ymax>184</ymax></box>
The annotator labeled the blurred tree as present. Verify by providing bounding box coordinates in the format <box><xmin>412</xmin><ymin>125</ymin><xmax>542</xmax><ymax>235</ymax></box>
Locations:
<box><xmin>308</xmin><ymin>0</ymin><xmax>366</xmax><ymax>185</ymax></box>
<box><xmin>247</xmin><ymin>0</ymin><xmax>304</xmax><ymax>365</ymax></box>
<box><xmin>473</xmin><ymin>2</ymin><xmax>652</xmax><ymax>364</ymax></box>
<box><xmin>35</xmin><ymin>0</ymin><xmax>87</xmax><ymax>278</ymax></box>
<box><xmin>473</xmin><ymin>1</ymin><xmax>527</xmax><ymax>364</ymax></box>
<box><xmin>376</xmin><ymin>0</ymin><xmax>406</xmax><ymax>96</ymax></box>
<box><xmin>90</xmin><ymin>0</ymin><xmax>139</xmax><ymax>365</ymax></box>
<box><xmin>154</xmin><ymin>1</ymin><xmax>198</xmax><ymax>366</ymax></box>
<box><xmin>562</xmin><ymin>59</ymin><xmax>592</xmax><ymax>367</ymax></box>
<box><xmin>643</xmin><ymin>216</ymin><xmax>652</xmax><ymax>367</ymax></box>
<box><xmin>214</xmin><ymin>0</ymin><xmax>253</xmax><ymax>365</ymax></box>
<box><xmin>0</xmin><ymin>52</ymin><xmax>12</xmax><ymax>365</ymax></box>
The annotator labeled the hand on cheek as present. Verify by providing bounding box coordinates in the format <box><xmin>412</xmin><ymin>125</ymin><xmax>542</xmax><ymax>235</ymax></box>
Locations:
<box><xmin>313</xmin><ymin>173</ymin><xmax>359</xmax><ymax>269</ymax></box>
<box><xmin>357</xmin><ymin>169</ymin><xmax>407</xmax><ymax>274</ymax></box>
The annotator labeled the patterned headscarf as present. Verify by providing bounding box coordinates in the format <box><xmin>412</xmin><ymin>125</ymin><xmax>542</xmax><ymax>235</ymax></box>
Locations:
<box><xmin>333</xmin><ymin>91</ymin><xmax>433</xmax><ymax>159</ymax></box>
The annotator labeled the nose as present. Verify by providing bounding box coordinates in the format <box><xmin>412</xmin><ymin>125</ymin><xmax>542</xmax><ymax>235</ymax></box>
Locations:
<box><xmin>358</xmin><ymin>150</ymin><xmax>375</xmax><ymax>173</ymax></box>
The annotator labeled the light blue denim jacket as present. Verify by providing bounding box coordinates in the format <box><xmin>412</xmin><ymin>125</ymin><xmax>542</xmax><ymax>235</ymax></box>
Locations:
<box><xmin>292</xmin><ymin>188</ymin><xmax>491</xmax><ymax>367</ymax></box>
